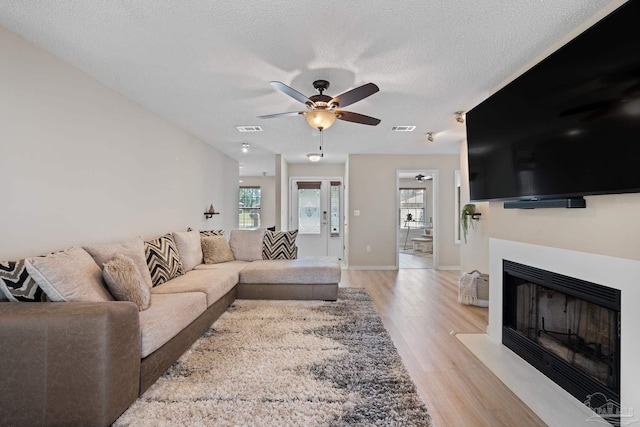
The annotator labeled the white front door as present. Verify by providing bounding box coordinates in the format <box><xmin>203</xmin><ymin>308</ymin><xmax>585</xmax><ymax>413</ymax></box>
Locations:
<box><xmin>290</xmin><ymin>178</ymin><xmax>343</xmax><ymax>259</ymax></box>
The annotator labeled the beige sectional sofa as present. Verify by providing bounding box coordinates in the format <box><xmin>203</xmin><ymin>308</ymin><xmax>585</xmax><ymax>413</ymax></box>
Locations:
<box><xmin>0</xmin><ymin>228</ymin><xmax>340</xmax><ymax>427</ymax></box>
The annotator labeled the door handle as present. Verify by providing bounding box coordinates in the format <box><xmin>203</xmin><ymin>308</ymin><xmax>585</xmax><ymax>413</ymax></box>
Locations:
<box><xmin>322</xmin><ymin>211</ymin><xmax>327</xmax><ymax>224</ymax></box>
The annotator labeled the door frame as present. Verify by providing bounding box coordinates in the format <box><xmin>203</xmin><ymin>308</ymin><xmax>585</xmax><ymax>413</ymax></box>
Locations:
<box><xmin>395</xmin><ymin>169</ymin><xmax>439</xmax><ymax>269</ymax></box>
<box><xmin>289</xmin><ymin>176</ymin><xmax>344</xmax><ymax>259</ymax></box>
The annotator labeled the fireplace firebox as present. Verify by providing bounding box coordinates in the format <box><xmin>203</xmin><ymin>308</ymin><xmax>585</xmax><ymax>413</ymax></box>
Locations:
<box><xmin>502</xmin><ymin>260</ymin><xmax>621</xmax><ymax>410</ymax></box>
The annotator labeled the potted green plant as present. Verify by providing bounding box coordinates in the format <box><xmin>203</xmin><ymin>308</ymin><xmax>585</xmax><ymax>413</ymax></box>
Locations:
<box><xmin>461</xmin><ymin>204</ymin><xmax>477</xmax><ymax>243</ymax></box>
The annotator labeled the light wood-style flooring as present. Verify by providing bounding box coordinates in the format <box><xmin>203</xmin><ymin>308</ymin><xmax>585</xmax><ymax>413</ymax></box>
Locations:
<box><xmin>399</xmin><ymin>251</ymin><xmax>433</xmax><ymax>269</ymax></box>
<box><xmin>340</xmin><ymin>269</ymin><xmax>545</xmax><ymax>427</ymax></box>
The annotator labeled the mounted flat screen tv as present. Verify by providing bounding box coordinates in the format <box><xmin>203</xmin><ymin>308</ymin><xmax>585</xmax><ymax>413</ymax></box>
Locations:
<box><xmin>466</xmin><ymin>0</ymin><xmax>640</xmax><ymax>203</ymax></box>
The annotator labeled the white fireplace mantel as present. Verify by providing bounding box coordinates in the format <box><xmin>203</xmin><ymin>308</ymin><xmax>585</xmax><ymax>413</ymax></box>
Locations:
<box><xmin>459</xmin><ymin>238</ymin><xmax>640</xmax><ymax>426</ymax></box>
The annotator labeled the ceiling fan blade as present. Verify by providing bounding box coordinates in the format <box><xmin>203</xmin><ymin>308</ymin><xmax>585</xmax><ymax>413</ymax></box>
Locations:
<box><xmin>336</xmin><ymin>111</ymin><xmax>381</xmax><ymax>126</ymax></box>
<box><xmin>257</xmin><ymin>111</ymin><xmax>304</xmax><ymax>119</ymax></box>
<box><xmin>270</xmin><ymin>81</ymin><xmax>315</xmax><ymax>106</ymax></box>
<box><xmin>330</xmin><ymin>83</ymin><xmax>379</xmax><ymax>108</ymax></box>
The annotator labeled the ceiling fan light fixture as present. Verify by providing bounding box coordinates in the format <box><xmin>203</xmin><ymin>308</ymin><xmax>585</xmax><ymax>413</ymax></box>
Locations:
<box><xmin>305</xmin><ymin>109</ymin><xmax>336</xmax><ymax>130</ymax></box>
<box><xmin>307</xmin><ymin>153</ymin><xmax>322</xmax><ymax>162</ymax></box>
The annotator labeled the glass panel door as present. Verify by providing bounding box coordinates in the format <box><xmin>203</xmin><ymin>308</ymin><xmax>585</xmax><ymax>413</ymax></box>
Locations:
<box><xmin>290</xmin><ymin>178</ymin><xmax>344</xmax><ymax>259</ymax></box>
<box><xmin>297</xmin><ymin>187</ymin><xmax>321</xmax><ymax>234</ymax></box>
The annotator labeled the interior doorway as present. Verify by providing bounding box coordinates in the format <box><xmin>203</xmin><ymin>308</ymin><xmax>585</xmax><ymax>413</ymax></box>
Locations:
<box><xmin>289</xmin><ymin>177</ymin><xmax>344</xmax><ymax>259</ymax></box>
<box><xmin>396</xmin><ymin>170</ymin><xmax>438</xmax><ymax>269</ymax></box>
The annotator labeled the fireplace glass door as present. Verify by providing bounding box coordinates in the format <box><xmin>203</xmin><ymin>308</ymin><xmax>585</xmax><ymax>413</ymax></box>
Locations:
<box><xmin>502</xmin><ymin>260</ymin><xmax>620</xmax><ymax>409</ymax></box>
<box><xmin>516</xmin><ymin>282</ymin><xmax>618</xmax><ymax>390</ymax></box>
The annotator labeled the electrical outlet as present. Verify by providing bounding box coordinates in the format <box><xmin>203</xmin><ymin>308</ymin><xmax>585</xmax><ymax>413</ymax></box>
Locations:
<box><xmin>354</xmin><ymin>210</ymin><xmax>360</xmax><ymax>216</ymax></box>
<box><xmin>366</xmin><ymin>245</ymin><xmax>371</xmax><ymax>252</ymax></box>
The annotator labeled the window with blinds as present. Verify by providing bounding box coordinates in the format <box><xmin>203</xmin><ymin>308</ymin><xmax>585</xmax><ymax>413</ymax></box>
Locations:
<box><xmin>399</xmin><ymin>188</ymin><xmax>425</xmax><ymax>227</ymax></box>
<box><xmin>239</xmin><ymin>186</ymin><xmax>261</xmax><ymax>229</ymax></box>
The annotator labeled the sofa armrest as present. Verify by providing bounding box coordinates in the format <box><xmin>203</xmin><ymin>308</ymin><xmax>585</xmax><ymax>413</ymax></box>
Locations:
<box><xmin>0</xmin><ymin>302</ymin><xmax>141</xmax><ymax>427</ymax></box>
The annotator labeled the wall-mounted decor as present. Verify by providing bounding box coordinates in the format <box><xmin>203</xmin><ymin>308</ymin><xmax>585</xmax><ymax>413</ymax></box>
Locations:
<box><xmin>461</xmin><ymin>204</ymin><xmax>481</xmax><ymax>243</ymax></box>
<box><xmin>204</xmin><ymin>204</ymin><xmax>220</xmax><ymax>219</ymax></box>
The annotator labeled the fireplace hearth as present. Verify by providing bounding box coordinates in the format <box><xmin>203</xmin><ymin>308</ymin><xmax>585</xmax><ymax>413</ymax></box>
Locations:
<box><xmin>502</xmin><ymin>260</ymin><xmax>621</xmax><ymax>411</ymax></box>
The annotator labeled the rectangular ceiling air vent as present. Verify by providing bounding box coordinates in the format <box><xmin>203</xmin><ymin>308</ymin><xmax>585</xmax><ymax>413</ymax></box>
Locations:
<box><xmin>391</xmin><ymin>126</ymin><xmax>416</xmax><ymax>132</ymax></box>
<box><xmin>236</xmin><ymin>126</ymin><xmax>263</xmax><ymax>132</ymax></box>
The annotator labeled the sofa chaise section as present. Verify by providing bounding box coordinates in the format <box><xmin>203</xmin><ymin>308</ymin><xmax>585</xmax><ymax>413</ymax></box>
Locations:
<box><xmin>237</xmin><ymin>256</ymin><xmax>341</xmax><ymax>300</ymax></box>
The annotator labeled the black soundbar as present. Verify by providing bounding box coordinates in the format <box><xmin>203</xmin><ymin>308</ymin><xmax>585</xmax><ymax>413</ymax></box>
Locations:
<box><xmin>503</xmin><ymin>197</ymin><xmax>586</xmax><ymax>209</ymax></box>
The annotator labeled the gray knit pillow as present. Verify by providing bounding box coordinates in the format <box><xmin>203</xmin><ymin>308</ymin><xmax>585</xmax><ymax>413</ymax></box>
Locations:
<box><xmin>103</xmin><ymin>254</ymin><xmax>151</xmax><ymax>311</ymax></box>
<box><xmin>229</xmin><ymin>229</ymin><xmax>265</xmax><ymax>261</ymax></box>
<box><xmin>172</xmin><ymin>230</ymin><xmax>203</xmax><ymax>272</ymax></box>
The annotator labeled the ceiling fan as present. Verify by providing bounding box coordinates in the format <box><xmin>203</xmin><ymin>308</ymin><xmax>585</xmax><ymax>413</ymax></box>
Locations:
<box><xmin>258</xmin><ymin>80</ymin><xmax>381</xmax><ymax>130</ymax></box>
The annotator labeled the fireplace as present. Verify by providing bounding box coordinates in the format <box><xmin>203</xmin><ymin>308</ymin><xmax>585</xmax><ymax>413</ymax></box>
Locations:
<box><xmin>502</xmin><ymin>260</ymin><xmax>621</xmax><ymax>410</ymax></box>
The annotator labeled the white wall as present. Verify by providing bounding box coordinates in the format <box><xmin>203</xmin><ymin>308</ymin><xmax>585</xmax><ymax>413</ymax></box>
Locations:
<box><xmin>348</xmin><ymin>154</ymin><xmax>460</xmax><ymax>269</ymax></box>
<box><xmin>287</xmin><ymin>163</ymin><xmax>345</xmax><ymax>178</ymax></box>
<box><xmin>0</xmin><ymin>25</ymin><xmax>238</xmax><ymax>260</ymax></box>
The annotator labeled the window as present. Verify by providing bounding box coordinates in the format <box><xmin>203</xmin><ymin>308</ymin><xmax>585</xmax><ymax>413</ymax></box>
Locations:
<box><xmin>400</xmin><ymin>188</ymin><xmax>425</xmax><ymax>227</ymax></box>
<box><xmin>239</xmin><ymin>186</ymin><xmax>261</xmax><ymax>229</ymax></box>
<box><xmin>330</xmin><ymin>181</ymin><xmax>341</xmax><ymax>236</ymax></box>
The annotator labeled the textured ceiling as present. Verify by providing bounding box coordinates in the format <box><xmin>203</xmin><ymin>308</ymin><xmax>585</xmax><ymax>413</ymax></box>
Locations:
<box><xmin>0</xmin><ymin>0</ymin><xmax>621</xmax><ymax>176</ymax></box>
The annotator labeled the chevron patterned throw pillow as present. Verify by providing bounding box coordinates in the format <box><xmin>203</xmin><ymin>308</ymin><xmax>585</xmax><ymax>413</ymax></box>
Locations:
<box><xmin>262</xmin><ymin>230</ymin><xmax>298</xmax><ymax>260</ymax></box>
<box><xmin>199</xmin><ymin>229</ymin><xmax>225</xmax><ymax>237</ymax></box>
<box><xmin>144</xmin><ymin>234</ymin><xmax>185</xmax><ymax>287</ymax></box>
<box><xmin>0</xmin><ymin>259</ymin><xmax>48</xmax><ymax>302</ymax></box>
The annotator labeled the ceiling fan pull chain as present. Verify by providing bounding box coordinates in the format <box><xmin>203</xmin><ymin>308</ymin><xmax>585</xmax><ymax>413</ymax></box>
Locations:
<box><xmin>320</xmin><ymin>129</ymin><xmax>324</xmax><ymax>157</ymax></box>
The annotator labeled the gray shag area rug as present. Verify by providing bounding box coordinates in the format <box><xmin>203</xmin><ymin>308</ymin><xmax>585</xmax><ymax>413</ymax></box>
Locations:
<box><xmin>114</xmin><ymin>288</ymin><xmax>433</xmax><ymax>426</ymax></box>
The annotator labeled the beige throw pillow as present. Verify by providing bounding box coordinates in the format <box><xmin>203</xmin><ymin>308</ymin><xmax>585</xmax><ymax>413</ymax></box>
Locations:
<box><xmin>228</xmin><ymin>229</ymin><xmax>266</xmax><ymax>261</ymax></box>
<box><xmin>202</xmin><ymin>236</ymin><xmax>235</xmax><ymax>264</ymax></box>
<box><xmin>172</xmin><ymin>230</ymin><xmax>203</xmax><ymax>271</ymax></box>
<box><xmin>103</xmin><ymin>254</ymin><xmax>151</xmax><ymax>311</ymax></box>
<box><xmin>25</xmin><ymin>247</ymin><xmax>114</xmax><ymax>302</ymax></box>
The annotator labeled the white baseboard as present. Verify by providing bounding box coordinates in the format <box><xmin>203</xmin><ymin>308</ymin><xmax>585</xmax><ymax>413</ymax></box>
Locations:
<box><xmin>347</xmin><ymin>265</ymin><xmax>397</xmax><ymax>271</ymax></box>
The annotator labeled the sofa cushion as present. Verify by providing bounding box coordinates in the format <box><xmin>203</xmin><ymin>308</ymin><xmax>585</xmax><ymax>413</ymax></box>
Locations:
<box><xmin>0</xmin><ymin>259</ymin><xmax>48</xmax><ymax>302</ymax></box>
<box><xmin>239</xmin><ymin>256</ymin><xmax>341</xmax><ymax>285</ymax></box>
<box><xmin>150</xmin><ymin>269</ymin><xmax>238</xmax><ymax>307</ymax></box>
<box><xmin>139</xmin><ymin>292</ymin><xmax>207</xmax><ymax>358</ymax></box>
<box><xmin>84</xmin><ymin>237</ymin><xmax>154</xmax><ymax>289</ymax></box>
<box><xmin>193</xmin><ymin>260</ymin><xmax>250</xmax><ymax>275</ymax></box>
<box><xmin>144</xmin><ymin>234</ymin><xmax>185</xmax><ymax>287</ymax></box>
<box><xmin>262</xmin><ymin>230</ymin><xmax>298</xmax><ymax>260</ymax></box>
<box><xmin>25</xmin><ymin>247</ymin><xmax>114</xmax><ymax>302</ymax></box>
<box><xmin>103</xmin><ymin>254</ymin><xmax>151</xmax><ymax>311</ymax></box>
<box><xmin>229</xmin><ymin>228</ymin><xmax>265</xmax><ymax>261</ymax></box>
<box><xmin>202</xmin><ymin>236</ymin><xmax>235</xmax><ymax>264</ymax></box>
<box><xmin>172</xmin><ymin>231</ymin><xmax>203</xmax><ymax>272</ymax></box>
